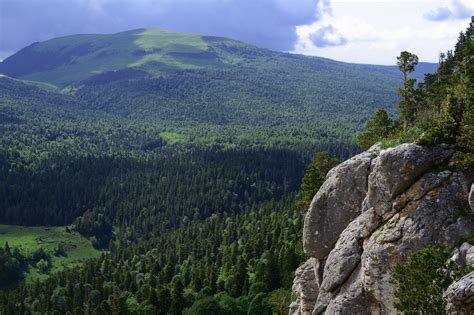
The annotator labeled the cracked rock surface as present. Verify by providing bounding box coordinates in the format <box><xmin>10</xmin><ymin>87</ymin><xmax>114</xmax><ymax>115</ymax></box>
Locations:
<box><xmin>444</xmin><ymin>272</ymin><xmax>474</xmax><ymax>315</ymax></box>
<box><xmin>292</xmin><ymin>143</ymin><xmax>474</xmax><ymax>314</ymax></box>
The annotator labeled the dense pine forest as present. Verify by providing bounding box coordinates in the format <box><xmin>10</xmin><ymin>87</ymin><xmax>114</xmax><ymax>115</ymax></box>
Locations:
<box><xmin>1</xmin><ymin>18</ymin><xmax>471</xmax><ymax>315</ymax></box>
<box><xmin>0</xmin><ymin>69</ymin><xmax>355</xmax><ymax>313</ymax></box>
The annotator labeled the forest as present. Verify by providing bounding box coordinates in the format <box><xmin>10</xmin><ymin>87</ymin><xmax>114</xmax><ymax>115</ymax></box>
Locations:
<box><xmin>0</xmin><ymin>74</ymin><xmax>351</xmax><ymax>313</ymax></box>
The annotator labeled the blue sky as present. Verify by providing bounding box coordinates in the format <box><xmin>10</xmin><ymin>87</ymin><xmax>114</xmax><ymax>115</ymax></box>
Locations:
<box><xmin>0</xmin><ymin>0</ymin><xmax>472</xmax><ymax>64</ymax></box>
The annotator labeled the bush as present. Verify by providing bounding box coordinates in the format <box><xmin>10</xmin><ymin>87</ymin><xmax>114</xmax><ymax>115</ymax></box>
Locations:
<box><xmin>53</xmin><ymin>243</ymin><xmax>67</xmax><ymax>257</ymax></box>
<box><xmin>267</xmin><ymin>288</ymin><xmax>291</xmax><ymax>314</ymax></box>
<box><xmin>36</xmin><ymin>259</ymin><xmax>50</xmax><ymax>274</ymax></box>
<box><xmin>391</xmin><ymin>245</ymin><xmax>468</xmax><ymax>315</ymax></box>
<box><xmin>298</xmin><ymin>152</ymin><xmax>339</xmax><ymax>208</ymax></box>
<box><xmin>32</xmin><ymin>248</ymin><xmax>50</xmax><ymax>263</ymax></box>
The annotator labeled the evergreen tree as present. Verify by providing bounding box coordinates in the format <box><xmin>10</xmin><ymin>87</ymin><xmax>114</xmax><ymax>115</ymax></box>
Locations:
<box><xmin>397</xmin><ymin>51</ymin><xmax>419</xmax><ymax>127</ymax></box>
<box><xmin>170</xmin><ymin>276</ymin><xmax>185</xmax><ymax>315</ymax></box>
<box><xmin>299</xmin><ymin>152</ymin><xmax>340</xmax><ymax>207</ymax></box>
<box><xmin>356</xmin><ymin>108</ymin><xmax>394</xmax><ymax>150</ymax></box>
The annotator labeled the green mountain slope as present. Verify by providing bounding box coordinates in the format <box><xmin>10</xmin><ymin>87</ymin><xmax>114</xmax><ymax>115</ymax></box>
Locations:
<box><xmin>0</xmin><ymin>28</ymin><xmax>435</xmax><ymax>87</ymax></box>
<box><xmin>0</xmin><ymin>29</ymin><xmax>221</xmax><ymax>86</ymax></box>
<box><xmin>0</xmin><ymin>28</ymin><xmax>292</xmax><ymax>86</ymax></box>
<box><xmin>0</xmin><ymin>29</ymin><xmax>439</xmax><ymax>150</ymax></box>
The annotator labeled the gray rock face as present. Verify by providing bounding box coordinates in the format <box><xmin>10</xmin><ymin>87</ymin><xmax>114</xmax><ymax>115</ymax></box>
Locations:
<box><xmin>451</xmin><ymin>242</ymin><xmax>474</xmax><ymax>269</ymax></box>
<box><xmin>289</xmin><ymin>258</ymin><xmax>319</xmax><ymax>315</ymax></box>
<box><xmin>292</xmin><ymin>143</ymin><xmax>474</xmax><ymax>315</ymax></box>
<box><xmin>444</xmin><ymin>272</ymin><xmax>474</xmax><ymax>315</ymax></box>
<box><xmin>364</xmin><ymin>143</ymin><xmax>454</xmax><ymax>219</ymax></box>
<box><xmin>303</xmin><ymin>151</ymin><xmax>376</xmax><ymax>259</ymax></box>
<box><xmin>470</xmin><ymin>183</ymin><xmax>474</xmax><ymax>212</ymax></box>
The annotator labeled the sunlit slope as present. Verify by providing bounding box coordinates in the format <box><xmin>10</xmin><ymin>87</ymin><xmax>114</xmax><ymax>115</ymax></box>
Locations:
<box><xmin>0</xmin><ymin>28</ymin><xmax>436</xmax><ymax>88</ymax></box>
<box><xmin>0</xmin><ymin>29</ymin><xmax>244</xmax><ymax>86</ymax></box>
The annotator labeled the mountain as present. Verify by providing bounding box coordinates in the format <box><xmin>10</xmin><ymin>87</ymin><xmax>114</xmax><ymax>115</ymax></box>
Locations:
<box><xmin>0</xmin><ymin>25</ymin><xmax>457</xmax><ymax>315</ymax></box>
<box><xmin>0</xmin><ymin>29</ymin><xmax>436</xmax><ymax>149</ymax></box>
<box><xmin>0</xmin><ymin>28</ymin><xmax>435</xmax><ymax>87</ymax></box>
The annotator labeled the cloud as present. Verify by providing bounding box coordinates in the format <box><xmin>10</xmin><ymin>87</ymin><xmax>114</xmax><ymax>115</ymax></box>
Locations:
<box><xmin>424</xmin><ymin>0</ymin><xmax>473</xmax><ymax>21</ymax></box>
<box><xmin>0</xmin><ymin>0</ymin><xmax>325</xmax><ymax>60</ymax></box>
<box><xmin>293</xmin><ymin>1</ymin><xmax>471</xmax><ymax>65</ymax></box>
<box><xmin>309</xmin><ymin>25</ymin><xmax>347</xmax><ymax>47</ymax></box>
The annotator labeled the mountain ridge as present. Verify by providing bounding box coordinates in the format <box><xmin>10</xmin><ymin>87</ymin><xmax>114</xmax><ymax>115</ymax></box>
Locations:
<box><xmin>0</xmin><ymin>28</ymin><xmax>437</xmax><ymax>87</ymax></box>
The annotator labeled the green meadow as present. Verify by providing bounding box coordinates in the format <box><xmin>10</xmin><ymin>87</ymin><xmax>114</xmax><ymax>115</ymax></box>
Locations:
<box><xmin>0</xmin><ymin>224</ymin><xmax>102</xmax><ymax>283</ymax></box>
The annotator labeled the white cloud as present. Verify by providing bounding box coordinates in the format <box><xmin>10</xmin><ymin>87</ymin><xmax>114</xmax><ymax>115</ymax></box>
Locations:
<box><xmin>425</xmin><ymin>0</ymin><xmax>474</xmax><ymax>21</ymax></box>
<box><xmin>293</xmin><ymin>0</ymin><xmax>473</xmax><ymax>64</ymax></box>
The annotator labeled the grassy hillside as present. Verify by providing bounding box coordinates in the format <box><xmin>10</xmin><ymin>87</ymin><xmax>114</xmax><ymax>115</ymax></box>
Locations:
<box><xmin>0</xmin><ymin>224</ymin><xmax>101</xmax><ymax>284</ymax></box>
<box><xmin>0</xmin><ymin>29</ymin><xmax>216</xmax><ymax>86</ymax></box>
<box><xmin>0</xmin><ymin>28</ymin><xmax>436</xmax><ymax>87</ymax></box>
<box><xmin>0</xmin><ymin>28</ymin><xmax>277</xmax><ymax>86</ymax></box>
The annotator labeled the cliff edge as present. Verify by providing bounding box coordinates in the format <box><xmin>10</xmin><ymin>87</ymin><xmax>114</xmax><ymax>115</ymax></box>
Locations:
<box><xmin>290</xmin><ymin>143</ymin><xmax>474</xmax><ymax>314</ymax></box>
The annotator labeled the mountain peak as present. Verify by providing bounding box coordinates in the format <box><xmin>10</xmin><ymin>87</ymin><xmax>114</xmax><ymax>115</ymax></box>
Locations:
<box><xmin>0</xmin><ymin>28</ymin><xmax>252</xmax><ymax>87</ymax></box>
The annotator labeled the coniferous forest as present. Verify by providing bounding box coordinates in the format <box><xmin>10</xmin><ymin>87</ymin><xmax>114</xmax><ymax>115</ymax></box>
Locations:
<box><xmin>0</xmin><ymin>34</ymin><xmax>360</xmax><ymax>314</ymax></box>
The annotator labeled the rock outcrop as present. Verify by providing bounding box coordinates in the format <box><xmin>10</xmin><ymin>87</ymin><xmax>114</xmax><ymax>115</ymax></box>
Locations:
<box><xmin>450</xmin><ymin>242</ymin><xmax>474</xmax><ymax>269</ymax></box>
<box><xmin>444</xmin><ymin>272</ymin><xmax>474</xmax><ymax>314</ymax></box>
<box><xmin>291</xmin><ymin>143</ymin><xmax>474</xmax><ymax>315</ymax></box>
<box><xmin>290</xmin><ymin>258</ymin><xmax>319</xmax><ymax>315</ymax></box>
<box><xmin>303</xmin><ymin>151</ymin><xmax>376</xmax><ymax>259</ymax></box>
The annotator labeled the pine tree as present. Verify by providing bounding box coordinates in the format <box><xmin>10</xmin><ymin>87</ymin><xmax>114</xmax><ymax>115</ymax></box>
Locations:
<box><xmin>299</xmin><ymin>152</ymin><xmax>339</xmax><ymax>207</ymax></box>
<box><xmin>356</xmin><ymin>108</ymin><xmax>394</xmax><ymax>150</ymax></box>
<box><xmin>397</xmin><ymin>51</ymin><xmax>419</xmax><ymax>127</ymax></box>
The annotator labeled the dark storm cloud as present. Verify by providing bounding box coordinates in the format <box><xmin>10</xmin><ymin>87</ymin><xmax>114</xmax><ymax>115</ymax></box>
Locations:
<box><xmin>0</xmin><ymin>0</ymin><xmax>325</xmax><ymax>60</ymax></box>
<box><xmin>424</xmin><ymin>0</ymin><xmax>472</xmax><ymax>21</ymax></box>
<box><xmin>309</xmin><ymin>25</ymin><xmax>347</xmax><ymax>48</ymax></box>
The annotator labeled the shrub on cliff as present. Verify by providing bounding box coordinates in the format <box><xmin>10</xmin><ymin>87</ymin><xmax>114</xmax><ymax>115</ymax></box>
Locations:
<box><xmin>391</xmin><ymin>245</ymin><xmax>469</xmax><ymax>315</ymax></box>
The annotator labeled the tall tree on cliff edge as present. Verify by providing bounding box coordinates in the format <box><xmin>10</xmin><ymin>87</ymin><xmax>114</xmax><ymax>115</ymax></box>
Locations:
<box><xmin>397</xmin><ymin>51</ymin><xmax>419</xmax><ymax>128</ymax></box>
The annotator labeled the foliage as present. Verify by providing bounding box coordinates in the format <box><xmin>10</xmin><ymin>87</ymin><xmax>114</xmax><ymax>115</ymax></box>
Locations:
<box><xmin>0</xmin><ymin>243</ymin><xmax>27</xmax><ymax>288</ymax></box>
<box><xmin>356</xmin><ymin>108</ymin><xmax>394</xmax><ymax>150</ymax></box>
<box><xmin>183</xmin><ymin>296</ymin><xmax>222</xmax><ymax>315</ymax></box>
<box><xmin>299</xmin><ymin>152</ymin><xmax>340</xmax><ymax>208</ymax></box>
<box><xmin>358</xmin><ymin>20</ymin><xmax>474</xmax><ymax>169</ymax></box>
<box><xmin>267</xmin><ymin>288</ymin><xmax>292</xmax><ymax>314</ymax></box>
<box><xmin>391</xmin><ymin>245</ymin><xmax>469</xmax><ymax>315</ymax></box>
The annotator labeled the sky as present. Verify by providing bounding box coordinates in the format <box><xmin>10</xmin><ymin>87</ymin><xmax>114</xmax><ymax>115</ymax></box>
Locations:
<box><xmin>0</xmin><ymin>0</ymin><xmax>472</xmax><ymax>65</ymax></box>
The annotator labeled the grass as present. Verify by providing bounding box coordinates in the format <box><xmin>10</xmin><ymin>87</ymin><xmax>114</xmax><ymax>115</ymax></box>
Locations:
<box><xmin>0</xmin><ymin>224</ymin><xmax>102</xmax><ymax>283</ymax></box>
<box><xmin>6</xmin><ymin>28</ymin><xmax>219</xmax><ymax>86</ymax></box>
<box><xmin>160</xmin><ymin>131</ymin><xmax>187</xmax><ymax>144</ymax></box>
<box><xmin>134</xmin><ymin>29</ymin><xmax>208</xmax><ymax>52</ymax></box>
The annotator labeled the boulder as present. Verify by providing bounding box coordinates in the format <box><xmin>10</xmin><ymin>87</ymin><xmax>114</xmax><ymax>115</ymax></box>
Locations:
<box><xmin>289</xmin><ymin>258</ymin><xmax>319</xmax><ymax>315</ymax></box>
<box><xmin>303</xmin><ymin>151</ymin><xmax>375</xmax><ymax>259</ymax></box>
<box><xmin>292</xmin><ymin>143</ymin><xmax>474</xmax><ymax>314</ymax></box>
<box><xmin>444</xmin><ymin>272</ymin><xmax>474</xmax><ymax>315</ymax></box>
<box><xmin>364</xmin><ymin>143</ymin><xmax>454</xmax><ymax>219</ymax></box>
<box><xmin>451</xmin><ymin>242</ymin><xmax>474</xmax><ymax>269</ymax></box>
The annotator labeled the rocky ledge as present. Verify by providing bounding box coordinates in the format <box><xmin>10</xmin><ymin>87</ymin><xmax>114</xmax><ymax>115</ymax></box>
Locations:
<box><xmin>291</xmin><ymin>143</ymin><xmax>474</xmax><ymax>314</ymax></box>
